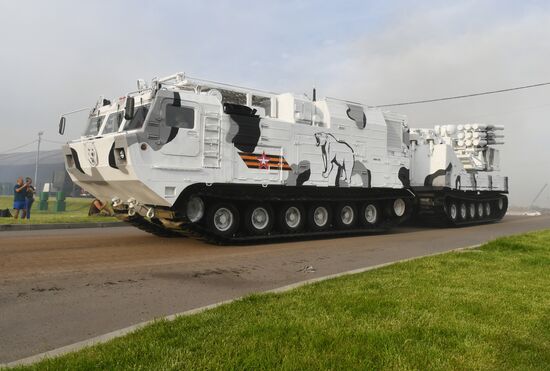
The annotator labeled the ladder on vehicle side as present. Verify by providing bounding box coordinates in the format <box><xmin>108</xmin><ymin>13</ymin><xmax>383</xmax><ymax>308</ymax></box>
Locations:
<box><xmin>202</xmin><ymin>112</ymin><xmax>222</xmax><ymax>168</ymax></box>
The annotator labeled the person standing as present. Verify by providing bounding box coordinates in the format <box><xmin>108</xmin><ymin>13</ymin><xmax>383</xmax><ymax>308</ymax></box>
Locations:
<box><xmin>13</xmin><ymin>177</ymin><xmax>27</xmax><ymax>219</ymax></box>
<box><xmin>24</xmin><ymin>177</ymin><xmax>36</xmax><ymax>220</ymax></box>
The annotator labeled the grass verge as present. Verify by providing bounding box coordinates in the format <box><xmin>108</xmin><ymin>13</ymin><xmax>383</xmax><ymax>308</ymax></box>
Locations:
<box><xmin>0</xmin><ymin>196</ymin><xmax>117</xmax><ymax>224</ymax></box>
<box><xmin>11</xmin><ymin>230</ymin><xmax>550</xmax><ymax>370</ymax></box>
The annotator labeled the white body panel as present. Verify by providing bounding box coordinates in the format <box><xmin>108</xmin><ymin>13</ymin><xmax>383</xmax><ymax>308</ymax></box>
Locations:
<box><xmin>62</xmin><ymin>75</ymin><xmax>411</xmax><ymax>209</ymax></box>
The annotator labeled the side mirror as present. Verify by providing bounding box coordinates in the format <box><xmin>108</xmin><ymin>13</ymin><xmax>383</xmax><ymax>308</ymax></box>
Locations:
<box><xmin>124</xmin><ymin>97</ymin><xmax>135</xmax><ymax>120</ymax></box>
<box><xmin>59</xmin><ymin>116</ymin><xmax>66</xmax><ymax>135</ymax></box>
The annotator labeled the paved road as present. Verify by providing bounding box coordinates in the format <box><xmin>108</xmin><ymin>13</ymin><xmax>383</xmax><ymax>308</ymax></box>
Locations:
<box><xmin>1</xmin><ymin>215</ymin><xmax>549</xmax><ymax>363</ymax></box>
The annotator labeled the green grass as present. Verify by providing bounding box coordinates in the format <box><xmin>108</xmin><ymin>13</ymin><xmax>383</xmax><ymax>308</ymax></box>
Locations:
<box><xmin>10</xmin><ymin>230</ymin><xmax>550</xmax><ymax>370</ymax></box>
<box><xmin>0</xmin><ymin>195</ymin><xmax>117</xmax><ymax>224</ymax></box>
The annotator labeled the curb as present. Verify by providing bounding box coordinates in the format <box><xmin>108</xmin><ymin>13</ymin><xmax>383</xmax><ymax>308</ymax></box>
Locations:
<box><xmin>2</xmin><ymin>243</ymin><xmax>482</xmax><ymax>368</ymax></box>
<box><xmin>0</xmin><ymin>222</ymin><xmax>125</xmax><ymax>232</ymax></box>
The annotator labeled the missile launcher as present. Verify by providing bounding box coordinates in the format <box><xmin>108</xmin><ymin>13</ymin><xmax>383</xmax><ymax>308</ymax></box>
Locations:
<box><xmin>409</xmin><ymin>123</ymin><xmax>508</xmax><ymax>225</ymax></box>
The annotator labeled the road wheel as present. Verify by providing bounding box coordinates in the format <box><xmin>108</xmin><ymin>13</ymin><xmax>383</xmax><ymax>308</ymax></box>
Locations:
<box><xmin>469</xmin><ymin>203</ymin><xmax>476</xmax><ymax>219</ymax></box>
<box><xmin>335</xmin><ymin>203</ymin><xmax>357</xmax><ymax>229</ymax></box>
<box><xmin>460</xmin><ymin>203</ymin><xmax>468</xmax><ymax>220</ymax></box>
<box><xmin>186</xmin><ymin>196</ymin><xmax>205</xmax><ymax>223</ymax></box>
<box><xmin>207</xmin><ymin>202</ymin><xmax>239</xmax><ymax>237</ymax></box>
<box><xmin>307</xmin><ymin>204</ymin><xmax>331</xmax><ymax>231</ymax></box>
<box><xmin>392</xmin><ymin>198</ymin><xmax>407</xmax><ymax>217</ymax></box>
<box><xmin>244</xmin><ymin>204</ymin><xmax>274</xmax><ymax>235</ymax></box>
<box><xmin>361</xmin><ymin>203</ymin><xmax>379</xmax><ymax>226</ymax></box>
<box><xmin>279</xmin><ymin>204</ymin><xmax>305</xmax><ymax>233</ymax></box>
<box><xmin>448</xmin><ymin>202</ymin><xmax>458</xmax><ymax>222</ymax></box>
<box><xmin>477</xmin><ymin>203</ymin><xmax>484</xmax><ymax>218</ymax></box>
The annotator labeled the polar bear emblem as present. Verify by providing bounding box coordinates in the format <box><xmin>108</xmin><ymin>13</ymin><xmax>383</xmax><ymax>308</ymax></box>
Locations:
<box><xmin>314</xmin><ymin>132</ymin><xmax>355</xmax><ymax>187</ymax></box>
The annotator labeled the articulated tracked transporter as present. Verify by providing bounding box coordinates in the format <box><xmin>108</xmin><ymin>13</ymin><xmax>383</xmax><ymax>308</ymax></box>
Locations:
<box><xmin>59</xmin><ymin>73</ymin><xmax>508</xmax><ymax>243</ymax></box>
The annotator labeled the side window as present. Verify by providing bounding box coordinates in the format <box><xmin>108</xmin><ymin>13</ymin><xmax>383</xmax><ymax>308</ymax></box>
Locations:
<box><xmin>219</xmin><ymin>89</ymin><xmax>246</xmax><ymax>105</ymax></box>
<box><xmin>125</xmin><ymin>105</ymin><xmax>149</xmax><ymax>131</ymax></box>
<box><xmin>102</xmin><ymin>112</ymin><xmax>123</xmax><ymax>134</ymax></box>
<box><xmin>252</xmin><ymin>95</ymin><xmax>271</xmax><ymax>117</ymax></box>
<box><xmin>165</xmin><ymin>104</ymin><xmax>195</xmax><ymax>129</ymax></box>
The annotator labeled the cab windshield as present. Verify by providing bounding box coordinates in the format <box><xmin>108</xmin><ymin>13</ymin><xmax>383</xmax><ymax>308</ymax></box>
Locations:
<box><xmin>102</xmin><ymin>112</ymin><xmax>124</xmax><ymax>134</ymax></box>
<box><xmin>83</xmin><ymin>115</ymin><xmax>105</xmax><ymax>137</ymax></box>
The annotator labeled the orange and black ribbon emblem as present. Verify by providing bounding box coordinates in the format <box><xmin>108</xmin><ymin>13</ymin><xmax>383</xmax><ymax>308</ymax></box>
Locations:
<box><xmin>238</xmin><ymin>151</ymin><xmax>292</xmax><ymax>171</ymax></box>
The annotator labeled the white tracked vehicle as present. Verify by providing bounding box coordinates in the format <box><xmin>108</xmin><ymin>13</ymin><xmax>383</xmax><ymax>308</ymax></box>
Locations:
<box><xmin>409</xmin><ymin>124</ymin><xmax>508</xmax><ymax>225</ymax></box>
<box><xmin>58</xmin><ymin>73</ymin><xmax>508</xmax><ymax>243</ymax></box>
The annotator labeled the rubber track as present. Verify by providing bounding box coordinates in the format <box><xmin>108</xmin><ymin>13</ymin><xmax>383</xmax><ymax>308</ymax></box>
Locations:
<box><xmin>116</xmin><ymin>196</ymin><xmax>410</xmax><ymax>245</ymax></box>
<box><xmin>185</xmin><ymin>220</ymin><xmax>396</xmax><ymax>245</ymax></box>
<box><xmin>117</xmin><ymin>211</ymin><xmax>400</xmax><ymax>245</ymax></box>
<box><xmin>122</xmin><ymin>215</ymin><xmax>182</xmax><ymax>238</ymax></box>
<box><xmin>415</xmin><ymin>191</ymin><xmax>507</xmax><ymax>227</ymax></box>
<box><xmin>182</xmin><ymin>190</ymin><xmax>412</xmax><ymax>244</ymax></box>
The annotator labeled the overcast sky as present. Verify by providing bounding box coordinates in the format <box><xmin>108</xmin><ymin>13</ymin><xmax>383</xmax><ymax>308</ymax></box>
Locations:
<box><xmin>1</xmin><ymin>0</ymin><xmax>549</xmax><ymax>206</ymax></box>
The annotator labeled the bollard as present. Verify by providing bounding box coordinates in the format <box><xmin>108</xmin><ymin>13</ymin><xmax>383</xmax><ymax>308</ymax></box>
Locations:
<box><xmin>55</xmin><ymin>191</ymin><xmax>66</xmax><ymax>212</ymax></box>
<box><xmin>39</xmin><ymin>192</ymin><xmax>49</xmax><ymax>211</ymax></box>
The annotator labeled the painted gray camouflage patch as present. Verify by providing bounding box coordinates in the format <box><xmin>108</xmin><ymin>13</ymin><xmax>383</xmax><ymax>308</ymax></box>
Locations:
<box><xmin>224</xmin><ymin>105</ymin><xmax>261</xmax><ymax>153</ymax></box>
<box><xmin>286</xmin><ymin>161</ymin><xmax>311</xmax><ymax>186</ymax></box>
<box><xmin>352</xmin><ymin>161</ymin><xmax>372</xmax><ymax>188</ymax></box>
<box><xmin>346</xmin><ymin>104</ymin><xmax>367</xmax><ymax>129</ymax></box>
<box><xmin>134</xmin><ymin>92</ymin><xmax>182</xmax><ymax>151</ymax></box>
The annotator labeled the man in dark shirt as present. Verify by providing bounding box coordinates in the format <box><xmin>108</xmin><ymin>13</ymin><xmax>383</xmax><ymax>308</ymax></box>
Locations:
<box><xmin>13</xmin><ymin>177</ymin><xmax>28</xmax><ymax>219</ymax></box>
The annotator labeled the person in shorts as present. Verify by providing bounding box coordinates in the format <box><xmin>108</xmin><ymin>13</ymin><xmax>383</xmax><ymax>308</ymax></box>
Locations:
<box><xmin>13</xmin><ymin>177</ymin><xmax>28</xmax><ymax>219</ymax></box>
<box><xmin>24</xmin><ymin>177</ymin><xmax>36</xmax><ymax>220</ymax></box>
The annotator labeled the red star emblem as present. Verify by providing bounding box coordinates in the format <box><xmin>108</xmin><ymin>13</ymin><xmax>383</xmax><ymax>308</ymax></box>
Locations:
<box><xmin>258</xmin><ymin>151</ymin><xmax>270</xmax><ymax>169</ymax></box>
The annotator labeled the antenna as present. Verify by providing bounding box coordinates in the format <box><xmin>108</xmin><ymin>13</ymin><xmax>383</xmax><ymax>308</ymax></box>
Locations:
<box><xmin>530</xmin><ymin>183</ymin><xmax>548</xmax><ymax>210</ymax></box>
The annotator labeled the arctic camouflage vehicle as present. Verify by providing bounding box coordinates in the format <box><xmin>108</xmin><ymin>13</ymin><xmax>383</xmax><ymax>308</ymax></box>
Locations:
<box><xmin>58</xmin><ymin>73</ymin><xmax>508</xmax><ymax>243</ymax></box>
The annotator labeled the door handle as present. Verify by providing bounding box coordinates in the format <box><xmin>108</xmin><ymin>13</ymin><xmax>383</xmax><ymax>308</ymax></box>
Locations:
<box><xmin>187</xmin><ymin>131</ymin><xmax>198</xmax><ymax>137</ymax></box>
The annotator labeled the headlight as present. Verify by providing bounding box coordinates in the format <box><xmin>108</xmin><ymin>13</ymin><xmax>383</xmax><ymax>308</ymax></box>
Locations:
<box><xmin>127</xmin><ymin>198</ymin><xmax>136</xmax><ymax>209</ymax></box>
<box><xmin>111</xmin><ymin>197</ymin><xmax>121</xmax><ymax>207</ymax></box>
